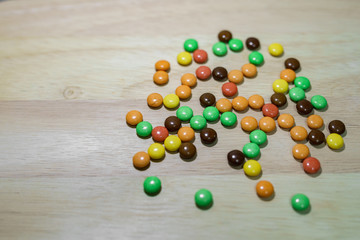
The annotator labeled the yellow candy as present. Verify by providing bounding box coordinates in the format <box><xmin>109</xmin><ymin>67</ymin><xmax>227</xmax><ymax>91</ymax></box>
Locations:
<box><xmin>164</xmin><ymin>135</ymin><xmax>182</xmax><ymax>152</ymax></box>
<box><xmin>326</xmin><ymin>133</ymin><xmax>344</xmax><ymax>150</ymax></box>
<box><xmin>243</xmin><ymin>160</ymin><xmax>262</xmax><ymax>177</ymax></box>
<box><xmin>268</xmin><ymin>43</ymin><xmax>284</xmax><ymax>57</ymax></box>
<box><xmin>272</xmin><ymin>79</ymin><xmax>289</xmax><ymax>93</ymax></box>
<box><xmin>163</xmin><ymin>94</ymin><xmax>180</xmax><ymax>109</ymax></box>
<box><xmin>177</xmin><ymin>51</ymin><xmax>192</xmax><ymax>66</ymax></box>
<box><xmin>148</xmin><ymin>143</ymin><xmax>165</xmax><ymax>159</ymax></box>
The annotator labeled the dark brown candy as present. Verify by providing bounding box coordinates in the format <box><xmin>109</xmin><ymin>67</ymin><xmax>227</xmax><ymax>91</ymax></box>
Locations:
<box><xmin>271</xmin><ymin>93</ymin><xmax>287</xmax><ymax>107</ymax></box>
<box><xmin>227</xmin><ymin>150</ymin><xmax>245</xmax><ymax>167</ymax></box>
<box><xmin>179</xmin><ymin>142</ymin><xmax>197</xmax><ymax>159</ymax></box>
<box><xmin>245</xmin><ymin>37</ymin><xmax>260</xmax><ymax>50</ymax></box>
<box><xmin>218</xmin><ymin>30</ymin><xmax>232</xmax><ymax>43</ymax></box>
<box><xmin>308</xmin><ymin>129</ymin><xmax>325</xmax><ymax>145</ymax></box>
<box><xmin>284</xmin><ymin>58</ymin><xmax>301</xmax><ymax>72</ymax></box>
<box><xmin>296</xmin><ymin>99</ymin><xmax>313</xmax><ymax>115</ymax></box>
<box><xmin>328</xmin><ymin>120</ymin><xmax>346</xmax><ymax>135</ymax></box>
<box><xmin>200</xmin><ymin>128</ymin><xmax>217</xmax><ymax>144</ymax></box>
<box><xmin>164</xmin><ymin>116</ymin><xmax>182</xmax><ymax>132</ymax></box>
<box><xmin>212</xmin><ymin>67</ymin><xmax>228</xmax><ymax>81</ymax></box>
<box><xmin>200</xmin><ymin>93</ymin><xmax>216</xmax><ymax>107</ymax></box>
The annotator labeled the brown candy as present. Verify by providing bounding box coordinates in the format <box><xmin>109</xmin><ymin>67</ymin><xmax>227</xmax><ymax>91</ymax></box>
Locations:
<box><xmin>296</xmin><ymin>99</ymin><xmax>313</xmax><ymax>115</ymax></box>
<box><xmin>164</xmin><ymin>116</ymin><xmax>182</xmax><ymax>132</ymax></box>
<box><xmin>200</xmin><ymin>128</ymin><xmax>217</xmax><ymax>144</ymax></box>
<box><xmin>200</xmin><ymin>93</ymin><xmax>216</xmax><ymax>108</ymax></box>
<box><xmin>212</xmin><ymin>67</ymin><xmax>228</xmax><ymax>81</ymax></box>
<box><xmin>179</xmin><ymin>142</ymin><xmax>197</xmax><ymax>159</ymax></box>
<box><xmin>227</xmin><ymin>150</ymin><xmax>245</xmax><ymax>167</ymax></box>
<box><xmin>284</xmin><ymin>58</ymin><xmax>301</xmax><ymax>72</ymax></box>
<box><xmin>271</xmin><ymin>93</ymin><xmax>287</xmax><ymax>107</ymax></box>
<box><xmin>328</xmin><ymin>120</ymin><xmax>346</xmax><ymax>135</ymax></box>
<box><xmin>218</xmin><ymin>30</ymin><xmax>232</xmax><ymax>43</ymax></box>
<box><xmin>308</xmin><ymin>129</ymin><xmax>325</xmax><ymax>145</ymax></box>
<box><xmin>246</xmin><ymin>37</ymin><xmax>260</xmax><ymax>50</ymax></box>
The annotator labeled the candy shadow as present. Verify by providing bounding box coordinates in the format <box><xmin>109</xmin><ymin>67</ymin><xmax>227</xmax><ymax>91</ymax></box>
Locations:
<box><xmin>315</xmin><ymin>104</ymin><xmax>329</xmax><ymax>113</ymax></box>
<box><xmin>234</xmin><ymin>107</ymin><xmax>250</xmax><ymax>114</ymax></box>
<box><xmin>259</xmin><ymin>139</ymin><xmax>268</xmax><ymax>148</ymax></box>
<box><xmin>223</xmin><ymin>120</ymin><xmax>238</xmax><ymax>129</ymax></box>
<box><xmin>201</xmin><ymin>138</ymin><xmax>218</xmax><ymax>147</ymax></box>
<box><xmin>165</xmin><ymin>105</ymin><xmax>180</xmax><ymax>112</ymax></box>
<box><xmin>260</xmin><ymin>192</ymin><xmax>276</xmax><ymax>202</ymax></box>
<box><xmin>330</xmin><ymin>143</ymin><xmax>346</xmax><ymax>152</ymax></box>
<box><xmin>150</xmin><ymin>155</ymin><xmax>165</xmax><ymax>163</ymax></box>
<box><xmin>228</xmin><ymin>163</ymin><xmax>244</xmax><ymax>170</ymax></box>
<box><xmin>305</xmin><ymin>84</ymin><xmax>312</xmax><ymax>93</ymax></box>
<box><xmin>245</xmin><ymin>170</ymin><xmax>263</xmax><ymax>180</ymax></box>
<box><xmin>134</xmin><ymin>163</ymin><xmax>150</xmax><ymax>171</ymax></box>
<box><xmin>306</xmin><ymin>167</ymin><xmax>322</xmax><ymax>178</ymax></box>
<box><xmin>126</xmin><ymin>123</ymin><xmax>137</xmax><ymax>129</ymax></box>
<box><xmin>144</xmin><ymin>187</ymin><xmax>162</xmax><ymax>197</ymax></box>
<box><xmin>181</xmin><ymin>95</ymin><xmax>193</xmax><ymax>103</ymax></box>
<box><xmin>266</xmin><ymin>127</ymin><xmax>278</xmax><ymax>136</ymax></box>
<box><xmin>208</xmin><ymin>118</ymin><xmax>220</xmax><ymax>125</ymax></box>
<box><xmin>295</xmin><ymin>66</ymin><xmax>302</xmax><ymax>74</ymax></box>
<box><xmin>148</xmin><ymin>104</ymin><xmax>163</xmax><ymax>111</ymax></box>
<box><xmin>278</xmin><ymin>100</ymin><xmax>289</xmax><ymax>110</ymax></box>
<box><xmin>181</xmin><ymin>152</ymin><xmax>197</xmax><ymax>162</ymax></box>
<box><xmin>312</xmin><ymin>142</ymin><xmax>326</xmax><ymax>149</ymax></box>
<box><xmin>197</xmin><ymin>200</ymin><xmax>214</xmax><ymax>210</ymax></box>
<box><xmin>296</xmin><ymin>205</ymin><xmax>312</xmax><ymax>215</ymax></box>
<box><xmin>341</xmin><ymin>129</ymin><xmax>348</xmax><ymax>138</ymax></box>
<box><xmin>250</xmin><ymin>151</ymin><xmax>262</xmax><ymax>161</ymax></box>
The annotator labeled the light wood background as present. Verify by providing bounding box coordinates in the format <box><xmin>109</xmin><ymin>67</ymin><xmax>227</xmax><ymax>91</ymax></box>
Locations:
<box><xmin>1</xmin><ymin>0</ymin><xmax>360</xmax><ymax>239</ymax></box>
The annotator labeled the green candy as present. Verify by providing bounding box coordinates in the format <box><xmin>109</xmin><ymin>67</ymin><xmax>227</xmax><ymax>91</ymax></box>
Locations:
<box><xmin>190</xmin><ymin>115</ymin><xmax>207</xmax><ymax>130</ymax></box>
<box><xmin>248</xmin><ymin>51</ymin><xmax>264</xmax><ymax>66</ymax></box>
<box><xmin>242</xmin><ymin>142</ymin><xmax>260</xmax><ymax>158</ymax></box>
<box><xmin>184</xmin><ymin>38</ymin><xmax>198</xmax><ymax>52</ymax></box>
<box><xmin>291</xmin><ymin>193</ymin><xmax>310</xmax><ymax>212</ymax></box>
<box><xmin>220</xmin><ymin>112</ymin><xmax>237</xmax><ymax>127</ymax></box>
<box><xmin>203</xmin><ymin>106</ymin><xmax>220</xmax><ymax>122</ymax></box>
<box><xmin>294</xmin><ymin>76</ymin><xmax>311</xmax><ymax>90</ymax></box>
<box><xmin>176</xmin><ymin>106</ymin><xmax>193</xmax><ymax>121</ymax></box>
<box><xmin>143</xmin><ymin>176</ymin><xmax>161</xmax><ymax>196</ymax></box>
<box><xmin>136</xmin><ymin>121</ymin><xmax>153</xmax><ymax>137</ymax></box>
<box><xmin>311</xmin><ymin>95</ymin><xmax>327</xmax><ymax>110</ymax></box>
<box><xmin>194</xmin><ymin>189</ymin><xmax>213</xmax><ymax>209</ymax></box>
<box><xmin>212</xmin><ymin>42</ymin><xmax>227</xmax><ymax>56</ymax></box>
<box><xmin>229</xmin><ymin>38</ymin><xmax>243</xmax><ymax>52</ymax></box>
<box><xmin>249</xmin><ymin>130</ymin><xmax>267</xmax><ymax>145</ymax></box>
<box><xmin>289</xmin><ymin>87</ymin><xmax>306</xmax><ymax>102</ymax></box>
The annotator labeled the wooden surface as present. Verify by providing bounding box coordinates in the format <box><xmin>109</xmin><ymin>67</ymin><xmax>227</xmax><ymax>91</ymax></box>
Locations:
<box><xmin>1</xmin><ymin>0</ymin><xmax>360</xmax><ymax>239</ymax></box>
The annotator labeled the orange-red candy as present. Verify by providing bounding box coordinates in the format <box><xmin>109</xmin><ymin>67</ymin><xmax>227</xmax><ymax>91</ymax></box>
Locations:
<box><xmin>248</xmin><ymin>94</ymin><xmax>264</xmax><ymax>109</ymax></box>
<box><xmin>262</xmin><ymin>103</ymin><xmax>279</xmax><ymax>118</ymax></box>
<box><xmin>126</xmin><ymin>110</ymin><xmax>143</xmax><ymax>126</ymax></box>
<box><xmin>155</xmin><ymin>60</ymin><xmax>170</xmax><ymax>72</ymax></box>
<box><xmin>153</xmin><ymin>70</ymin><xmax>169</xmax><ymax>85</ymax></box>
<box><xmin>241</xmin><ymin>116</ymin><xmax>258</xmax><ymax>132</ymax></box>
<box><xmin>290</xmin><ymin>126</ymin><xmax>308</xmax><ymax>141</ymax></box>
<box><xmin>228</xmin><ymin>70</ymin><xmax>244</xmax><ymax>84</ymax></box>
<box><xmin>256</xmin><ymin>180</ymin><xmax>274</xmax><ymax>198</ymax></box>
<box><xmin>277</xmin><ymin>113</ymin><xmax>295</xmax><ymax>129</ymax></box>
<box><xmin>222</xmin><ymin>82</ymin><xmax>238</xmax><ymax>97</ymax></box>
<box><xmin>280</xmin><ymin>69</ymin><xmax>296</xmax><ymax>83</ymax></box>
<box><xmin>177</xmin><ymin>127</ymin><xmax>195</xmax><ymax>142</ymax></box>
<box><xmin>307</xmin><ymin>114</ymin><xmax>324</xmax><ymax>129</ymax></box>
<box><xmin>232</xmin><ymin>96</ymin><xmax>248</xmax><ymax>111</ymax></box>
<box><xmin>175</xmin><ymin>85</ymin><xmax>192</xmax><ymax>99</ymax></box>
<box><xmin>259</xmin><ymin>117</ymin><xmax>276</xmax><ymax>133</ymax></box>
<box><xmin>147</xmin><ymin>93</ymin><xmax>163</xmax><ymax>108</ymax></box>
<box><xmin>292</xmin><ymin>144</ymin><xmax>310</xmax><ymax>160</ymax></box>
<box><xmin>216</xmin><ymin>98</ymin><xmax>232</xmax><ymax>113</ymax></box>
<box><xmin>133</xmin><ymin>151</ymin><xmax>150</xmax><ymax>169</ymax></box>
<box><xmin>241</xmin><ymin>63</ymin><xmax>257</xmax><ymax>78</ymax></box>
<box><xmin>181</xmin><ymin>73</ymin><xmax>197</xmax><ymax>88</ymax></box>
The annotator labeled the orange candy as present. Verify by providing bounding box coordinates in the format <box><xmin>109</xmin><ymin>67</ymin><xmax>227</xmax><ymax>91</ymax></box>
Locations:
<box><xmin>307</xmin><ymin>114</ymin><xmax>324</xmax><ymax>129</ymax></box>
<box><xmin>133</xmin><ymin>151</ymin><xmax>150</xmax><ymax>169</ymax></box>
<box><xmin>241</xmin><ymin>63</ymin><xmax>257</xmax><ymax>78</ymax></box>
<box><xmin>277</xmin><ymin>113</ymin><xmax>295</xmax><ymax>129</ymax></box>
<box><xmin>175</xmin><ymin>85</ymin><xmax>192</xmax><ymax>99</ymax></box>
<box><xmin>280</xmin><ymin>69</ymin><xmax>296</xmax><ymax>83</ymax></box>
<box><xmin>292</xmin><ymin>144</ymin><xmax>310</xmax><ymax>160</ymax></box>
<box><xmin>181</xmin><ymin>73</ymin><xmax>197</xmax><ymax>87</ymax></box>
<box><xmin>259</xmin><ymin>117</ymin><xmax>276</xmax><ymax>133</ymax></box>
<box><xmin>216</xmin><ymin>98</ymin><xmax>232</xmax><ymax>113</ymax></box>
<box><xmin>147</xmin><ymin>93</ymin><xmax>163</xmax><ymax>108</ymax></box>
<box><xmin>241</xmin><ymin>116</ymin><xmax>258</xmax><ymax>132</ymax></box>
<box><xmin>248</xmin><ymin>94</ymin><xmax>265</xmax><ymax>109</ymax></box>
<box><xmin>256</xmin><ymin>180</ymin><xmax>274</xmax><ymax>198</ymax></box>
<box><xmin>126</xmin><ymin>110</ymin><xmax>143</xmax><ymax>126</ymax></box>
<box><xmin>155</xmin><ymin>60</ymin><xmax>170</xmax><ymax>72</ymax></box>
<box><xmin>232</xmin><ymin>96</ymin><xmax>248</xmax><ymax>111</ymax></box>
<box><xmin>290</xmin><ymin>126</ymin><xmax>308</xmax><ymax>141</ymax></box>
<box><xmin>177</xmin><ymin>127</ymin><xmax>195</xmax><ymax>142</ymax></box>
<box><xmin>228</xmin><ymin>70</ymin><xmax>244</xmax><ymax>84</ymax></box>
<box><xmin>153</xmin><ymin>70</ymin><xmax>169</xmax><ymax>85</ymax></box>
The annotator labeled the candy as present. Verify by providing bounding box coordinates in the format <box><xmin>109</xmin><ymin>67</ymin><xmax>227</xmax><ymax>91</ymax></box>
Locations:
<box><xmin>222</xmin><ymin>82</ymin><xmax>238</xmax><ymax>97</ymax></box>
<box><xmin>292</xmin><ymin>144</ymin><xmax>310</xmax><ymax>160</ymax></box>
<box><xmin>285</xmin><ymin>58</ymin><xmax>301</xmax><ymax>72</ymax></box>
<box><xmin>126</xmin><ymin>110</ymin><xmax>143</xmax><ymax>126</ymax></box>
<box><xmin>164</xmin><ymin>116</ymin><xmax>182</xmax><ymax>132</ymax></box>
<box><xmin>153</xmin><ymin>70</ymin><xmax>169</xmax><ymax>85</ymax></box>
<box><xmin>271</xmin><ymin>92</ymin><xmax>287</xmax><ymax>107</ymax></box>
<box><xmin>229</xmin><ymin>38</ymin><xmax>243</xmax><ymax>52</ymax></box>
<box><xmin>220</xmin><ymin>111</ymin><xmax>237</xmax><ymax>127</ymax></box>
<box><xmin>147</xmin><ymin>93</ymin><xmax>163</xmax><ymax>108</ymax></box>
<box><xmin>155</xmin><ymin>60</ymin><xmax>170</xmax><ymax>72</ymax></box>
<box><xmin>148</xmin><ymin>143</ymin><xmax>165</xmax><ymax>160</ymax></box>
<box><xmin>216</xmin><ymin>98</ymin><xmax>232</xmax><ymax>113</ymax></box>
<box><xmin>144</xmin><ymin>176</ymin><xmax>161</xmax><ymax>195</ymax></box>
<box><xmin>227</xmin><ymin>150</ymin><xmax>245</xmax><ymax>167</ymax></box>
<box><xmin>195</xmin><ymin>189</ymin><xmax>213</xmax><ymax>209</ymax></box>
<box><xmin>181</xmin><ymin>73</ymin><xmax>197</xmax><ymax>87</ymax></box>
<box><xmin>248</xmin><ymin>94</ymin><xmax>264</xmax><ymax>109</ymax></box>
<box><xmin>262</xmin><ymin>103</ymin><xmax>279</xmax><ymax>118</ymax></box>
<box><xmin>193</xmin><ymin>49</ymin><xmax>208</xmax><ymax>64</ymax></box>
<box><xmin>163</xmin><ymin>94</ymin><xmax>180</xmax><ymax>109</ymax></box>
<box><xmin>290</xmin><ymin>126</ymin><xmax>308</xmax><ymax>141</ymax></box>
<box><xmin>272</xmin><ymin>79</ymin><xmax>289</xmax><ymax>93</ymax></box>
<box><xmin>133</xmin><ymin>151</ymin><xmax>150</xmax><ymax>169</ymax></box>
<box><xmin>151</xmin><ymin>126</ymin><xmax>169</xmax><ymax>142</ymax></box>
<box><xmin>249</xmin><ymin>129</ymin><xmax>267</xmax><ymax>145</ymax></box>
<box><xmin>177</xmin><ymin>51</ymin><xmax>192</xmax><ymax>66</ymax></box>
<box><xmin>212</xmin><ymin>42</ymin><xmax>227</xmax><ymax>56</ymax></box>
<box><xmin>200</xmin><ymin>128</ymin><xmax>217</xmax><ymax>144</ymax></box>
<box><xmin>246</xmin><ymin>37</ymin><xmax>260</xmax><ymax>50</ymax></box>
<box><xmin>328</xmin><ymin>120</ymin><xmax>346</xmax><ymax>135</ymax></box>
<box><xmin>256</xmin><ymin>180</ymin><xmax>274</xmax><ymax>198</ymax></box>
<box><xmin>294</xmin><ymin>76</ymin><xmax>311</xmax><ymax>90</ymax></box>
<box><xmin>289</xmin><ymin>87</ymin><xmax>305</xmax><ymax>102</ymax></box>
<box><xmin>183</xmin><ymin>38</ymin><xmax>198</xmax><ymax>52</ymax></box>
<box><xmin>228</xmin><ymin>70</ymin><xmax>244</xmax><ymax>84</ymax></box>
<box><xmin>175</xmin><ymin>85</ymin><xmax>192</xmax><ymax>99</ymax></box>
<box><xmin>179</xmin><ymin>142</ymin><xmax>197</xmax><ymax>159</ymax></box>
<box><xmin>241</xmin><ymin>116</ymin><xmax>258</xmax><ymax>132</ymax></box>
<box><xmin>280</xmin><ymin>69</ymin><xmax>296</xmax><ymax>83</ymax></box>
<box><xmin>241</xmin><ymin>63</ymin><xmax>257</xmax><ymax>78</ymax></box>
<box><xmin>291</xmin><ymin>193</ymin><xmax>310</xmax><ymax>212</ymax></box>
<box><xmin>268</xmin><ymin>43</ymin><xmax>283</xmax><ymax>57</ymax></box>
<box><xmin>243</xmin><ymin>143</ymin><xmax>260</xmax><ymax>158</ymax></box>
<box><xmin>176</xmin><ymin>106</ymin><xmax>193</xmax><ymax>121</ymax></box>
<box><xmin>243</xmin><ymin>160</ymin><xmax>262</xmax><ymax>177</ymax></box>
<box><xmin>296</xmin><ymin>99</ymin><xmax>313</xmax><ymax>115</ymax></box>
<box><xmin>196</xmin><ymin>66</ymin><xmax>212</xmax><ymax>80</ymax></box>
<box><xmin>307</xmin><ymin>115</ymin><xmax>324</xmax><ymax>129</ymax></box>
<box><xmin>277</xmin><ymin>113</ymin><xmax>295</xmax><ymax>129</ymax></box>
<box><xmin>203</xmin><ymin>106</ymin><xmax>220</xmax><ymax>122</ymax></box>
<box><xmin>218</xmin><ymin>30</ymin><xmax>232</xmax><ymax>43</ymax></box>
<box><xmin>326</xmin><ymin>133</ymin><xmax>344</xmax><ymax>149</ymax></box>
<box><xmin>307</xmin><ymin>129</ymin><xmax>325</xmax><ymax>145</ymax></box>
<box><xmin>248</xmin><ymin>51</ymin><xmax>264</xmax><ymax>65</ymax></box>
<box><xmin>212</xmin><ymin>66</ymin><xmax>228</xmax><ymax>81</ymax></box>
<box><xmin>164</xmin><ymin>135</ymin><xmax>182</xmax><ymax>152</ymax></box>
<box><xmin>259</xmin><ymin>117</ymin><xmax>276</xmax><ymax>133</ymax></box>
<box><xmin>200</xmin><ymin>93</ymin><xmax>216</xmax><ymax>107</ymax></box>
<box><xmin>177</xmin><ymin>127</ymin><xmax>195</xmax><ymax>142</ymax></box>
<box><xmin>303</xmin><ymin>157</ymin><xmax>321</xmax><ymax>174</ymax></box>
<box><xmin>136</xmin><ymin>121</ymin><xmax>153</xmax><ymax>137</ymax></box>
<box><xmin>311</xmin><ymin>95</ymin><xmax>327</xmax><ymax>110</ymax></box>
<box><xmin>190</xmin><ymin>115</ymin><xmax>207</xmax><ymax>130</ymax></box>
<box><xmin>232</xmin><ymin>96</ymin><xmax>248</xmax><ymax>111</ymax></box>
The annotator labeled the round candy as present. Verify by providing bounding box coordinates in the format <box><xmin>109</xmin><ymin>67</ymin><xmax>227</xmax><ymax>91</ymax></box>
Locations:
<box><xmin>246</xmin><ymin>37</ymin><xmax>260</xmax><ymax>50</ymax></box>
<box><xmin>148</xmin><ymin>143</ymin><xmax>165</xmax><ymax>160</ymax></box>
<box><xmin>200</xmin><ymin>128</ymin><xmax>217</xmax><ymax>144</ymax></box>
<box><xmin>243</xmin><ymin>143</ymin><xmax>260</xmax><ymax>158</ymax></box>
<box><xmin>249</xmin><ymin>129</ymin><xmax>267</xmax><ymax>145</ymax></box>
<box><xmin>151</xmin><ymin>126</ymin><xmax>169</xmax><ymax>142</ymax></box>
<box><xmin>303</xmin><ymin>157</ymin><xmax>321</xmax><ymax>174</ymax></box>
<box><xmin>193</xmin><ymin>49</ymin><xmax>208</xmax><ymax>64</ymax></box>
<box><xmin>177</xmin><ymin>127</ymin><xmax>195</xmax><ymax>142</ymax></box>
<box><xmin>228</xmin><ymin>70</ymin><xmax>244</xmax><ymax>84</ymax></box>
<box><xmin>222</xmin><ymin>82</ymin><xmax>238</xmax><ymax>97</ymax></box>
<box><xmin>212</xmin><ymin>66</ymin><xmax>228</xmax><ymax>81</ymax></box>
<box><xmin>190</xmin><ymin>115</ymin><xmax>207</xmax><ymax>130</ymax></box>
<box><xmin>326</xmin><ymin>133</ymin><xmax>344</xmax><ymax>150</ymax></box>
<box><xmin>195</xmin><ymin>189</ymin><xmax>213</xmax><ymax>209</ymax></box>
<box><xmin>176</xmin><ymin>106</ymin><xmax>193</xmax><ymax>121</ymax></box>
<box><xmin>200</xmin><ymin>93</ymin><xmax>216</xmax><ymax>107</ymax></box>
<box><xmin>296</xmin><ymin>99</ymin><xmax>313</xmax><ymax>115</ymax></box>
<box><xmin>262</xmin><ymin>103</ymin><xmax>279</xmax><ymax>118</ymax></box>
<box><xmin>181</xmin><ymin>73</ymin><xmax>197</xmax><ymax>87</ymax></box>
<box><xmin>196</xmin><ymin>66</ymin><xmax>212</xmax><ymax>80</ymax></box>
<box><xmin>133</xmin><ymin>151</ymin><xmax>150</xmax><ymax>169</ymax></box>
<box><xmin>259</xmin><ymin>117</ymin><xmax>276</xmax><ymax>133</ymax></box>
<box><xmin>212</xmin><ymin>42</ymin><xmax>227</xmax><ymax>56</ymax></box>
<box><xmin>289</xmin><ymin>87</ymin><xmax>306</xmax><ymax>102</ymax></box>
<box><xmin>248</xmin><ymin>51</ymin><xmax>264</xmax><ymax>66</ymax></box>
<box><xmin>307</xmin><ymin>115</ymin><xmax>324</xmax><ymax>129</ymax></box>
<box><xmin>308</xmin><ymin>129</ymin><xmax>325</xmax><ymax>146</ymax></box>
<box><xmin>184</xmin><ymin>38</ymin><xmax>198</xmax><ymax>52</ymax></box>
<box><xmin>164</xmin><ymin>116</ymin><xmax>182</xmax><ymax>132</ymax></box>
<box><xmin>280</xmin><ymin>69</ymin><xmax>296</xmax><ymax>83</ymax></box>
<box><xmin>229</xmin><ymin>38</ymin><xmax>243</xmax><ymax>52</ymax></box>
<box><xmin>155</xmin><ymin>60</ymin><xmax>170</xmax><ymax>72</ymax></box>
<box><xmin>311</xmin><ymin>95</ymin><xmax>327</xmax><ymax>110</ymax></box>
<box><xmin>328</xmin><ymin>120</ymin><xmax>346</xmax><ymax>135</ymax></box>
<box><xmin>294</xmin><ymin>76</ymin><xmax>311</xmax><ymax>90</ymax></box>
<box><xmin>179</xmin><ymin>142</ymin><xmax>197</xmax><ymax>159</ymax></box>
<box><xmin>153</xmin><ymin>70</ymin><xmax>169</xmax><ymax>85</ymax></box>
<box><xmin>126</xmin><ymin>110</ymin><xmax>143</xmax><ymax>126</ymax></box>
<box><xmin>220</xmin><ymin>112</ymin><xmax>237</xmax><ymax>127</ymax></box>
<box><xmin>147</xmin><ymin>93</ymin><xmax>163</xmax><ymax>108</ymax></box>
<box><xmin>203</xmin><ymin>106</ymin><xmax>220</xmax><ymax>122</ymax></box>
<box><xmin>241</xmin><ymin>63</ymin><xmax>257</xmax><ymax>78</ymax></box>
<box><xmin>241</xmin><ymin>116</ymin><xmax>258</xmax><ymax>132</ymax></box>
<box><xmin>177</xmin><ymin>51</ymin><xmax>192</xmax><ymax>66</ymax></box>
<box><xmin>256</xmin><ymin>180</ymin><xmax>274</xmax><ymax>198</ymax></box>
<box><xmin>285</xmin><ymin>58</ymin><xmax>301</xmax><ymax>72</ymax></box>
<box><xmin>163</xmin><ymin>94</ymin><xmax>180</xmax><ymax>109</ymax></box>
<box><xmin>216</xmin><ymin>98</ymin><xmax>232</xmax><ymax>113</ymax></box>
<box><xmin>268</xmin><ymin>43</ymin><xmax>283</xmax><ymax>57</ymax></box>
<box><xmin>164</xmin><ymin>135</ymin><xmax>182</xmax><ymax>152</ymax></box>
<box><xmin>175</xmin><ymin>85</ymin><xmax>192</xmax><ymax>100</ymax></box>
<box><xmin>232</xmin><ymin>96</ymin><xmax>248</xmax><ymax>111</ymax></box>
<box><xmin>277</xmin><ymin>114</ymin><xmax>295</xmax><ymax>129</ymax></box>
<box><xmin>271</xmin><ymin>92</ymin><xmax>287</xmax><ymax>107</ymax></box>
<box><xmin>136</xmin><ymin>121</ymin><xmax>153</xmax><ymax>137</ymax></box>
<box><xmin>218</xmin><ymin>30</ymin><xmax>232</xmax><ymax>43</ymax></box>
<box><xmin>273</xmin><ymin>79</ymin><xmax>289</xmax><ymax>93</ymax></box>
<box><xmin>248</xmin><ymin>94</ymin><xmax>264</xmax><ymax>109</ymax></box>
<box><xmin>227</xmin><ymin>150</ymin><xmax>245</xmax><ymax>167</ymax></box>
<box><xmin>243</xmin><ymin>160</ymin><xmax>262</xmax><ymax>177</ymax></box>
<box><xmin>292</xmin><ymin>144</ymin><xmax>310</xmax><ymax>160</ymax></box>
<box><xmin>291</xmin><ymin>193</ymin><xmax>310</xmax><ymax>212</ymax></box>
<box><xmin>290</xmin><ymin>126</ymin><xmax>308</xmax><ymax>141</ymax></box>
<box><xmin>143</xmin><ymin>176</ymin><xmax>161</xmax><ymax>195</ymax></box>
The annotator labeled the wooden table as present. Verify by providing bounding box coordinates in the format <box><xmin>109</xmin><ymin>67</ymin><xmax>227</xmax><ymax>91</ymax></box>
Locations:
<box><xmin>1</xmin><ymin>0</ymin><xmax>360</xmax><ymax>239</ymax></box>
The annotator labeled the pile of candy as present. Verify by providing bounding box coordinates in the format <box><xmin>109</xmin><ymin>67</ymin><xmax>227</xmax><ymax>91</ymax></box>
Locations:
<box><xmin>126</xmin><ymin>30</ymin><xmax>346</xmax><ymax>212</ymax></box>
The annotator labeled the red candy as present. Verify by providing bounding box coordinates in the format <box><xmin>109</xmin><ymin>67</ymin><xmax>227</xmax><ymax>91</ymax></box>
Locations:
<box><xmin>193</xmin><ymin>49</ymin><xmax>208</xmax><ymax>64</ymax></box>
<box><xmin>262</xmin><ymin>103</ymin><xmax>279</xmax><ymax>118</ymax></box>
<box><xmin>151</xmin><ymin>126</ymin><xmax>169</xmax><ymax>142</ymax></box>
<box><xmin>195</xmin><ymin>66</ymin><xmax>211</xmax><ymax>80</ymax></box>
<box><xmin>303</xmin><ymin>157</ymin><xmax>321</xmax><ymax>174</ymax></box>
<box><xmin>222</xmin><ymin>82</ymin><xmax>238</xmax><ymax>97</ymax></box>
